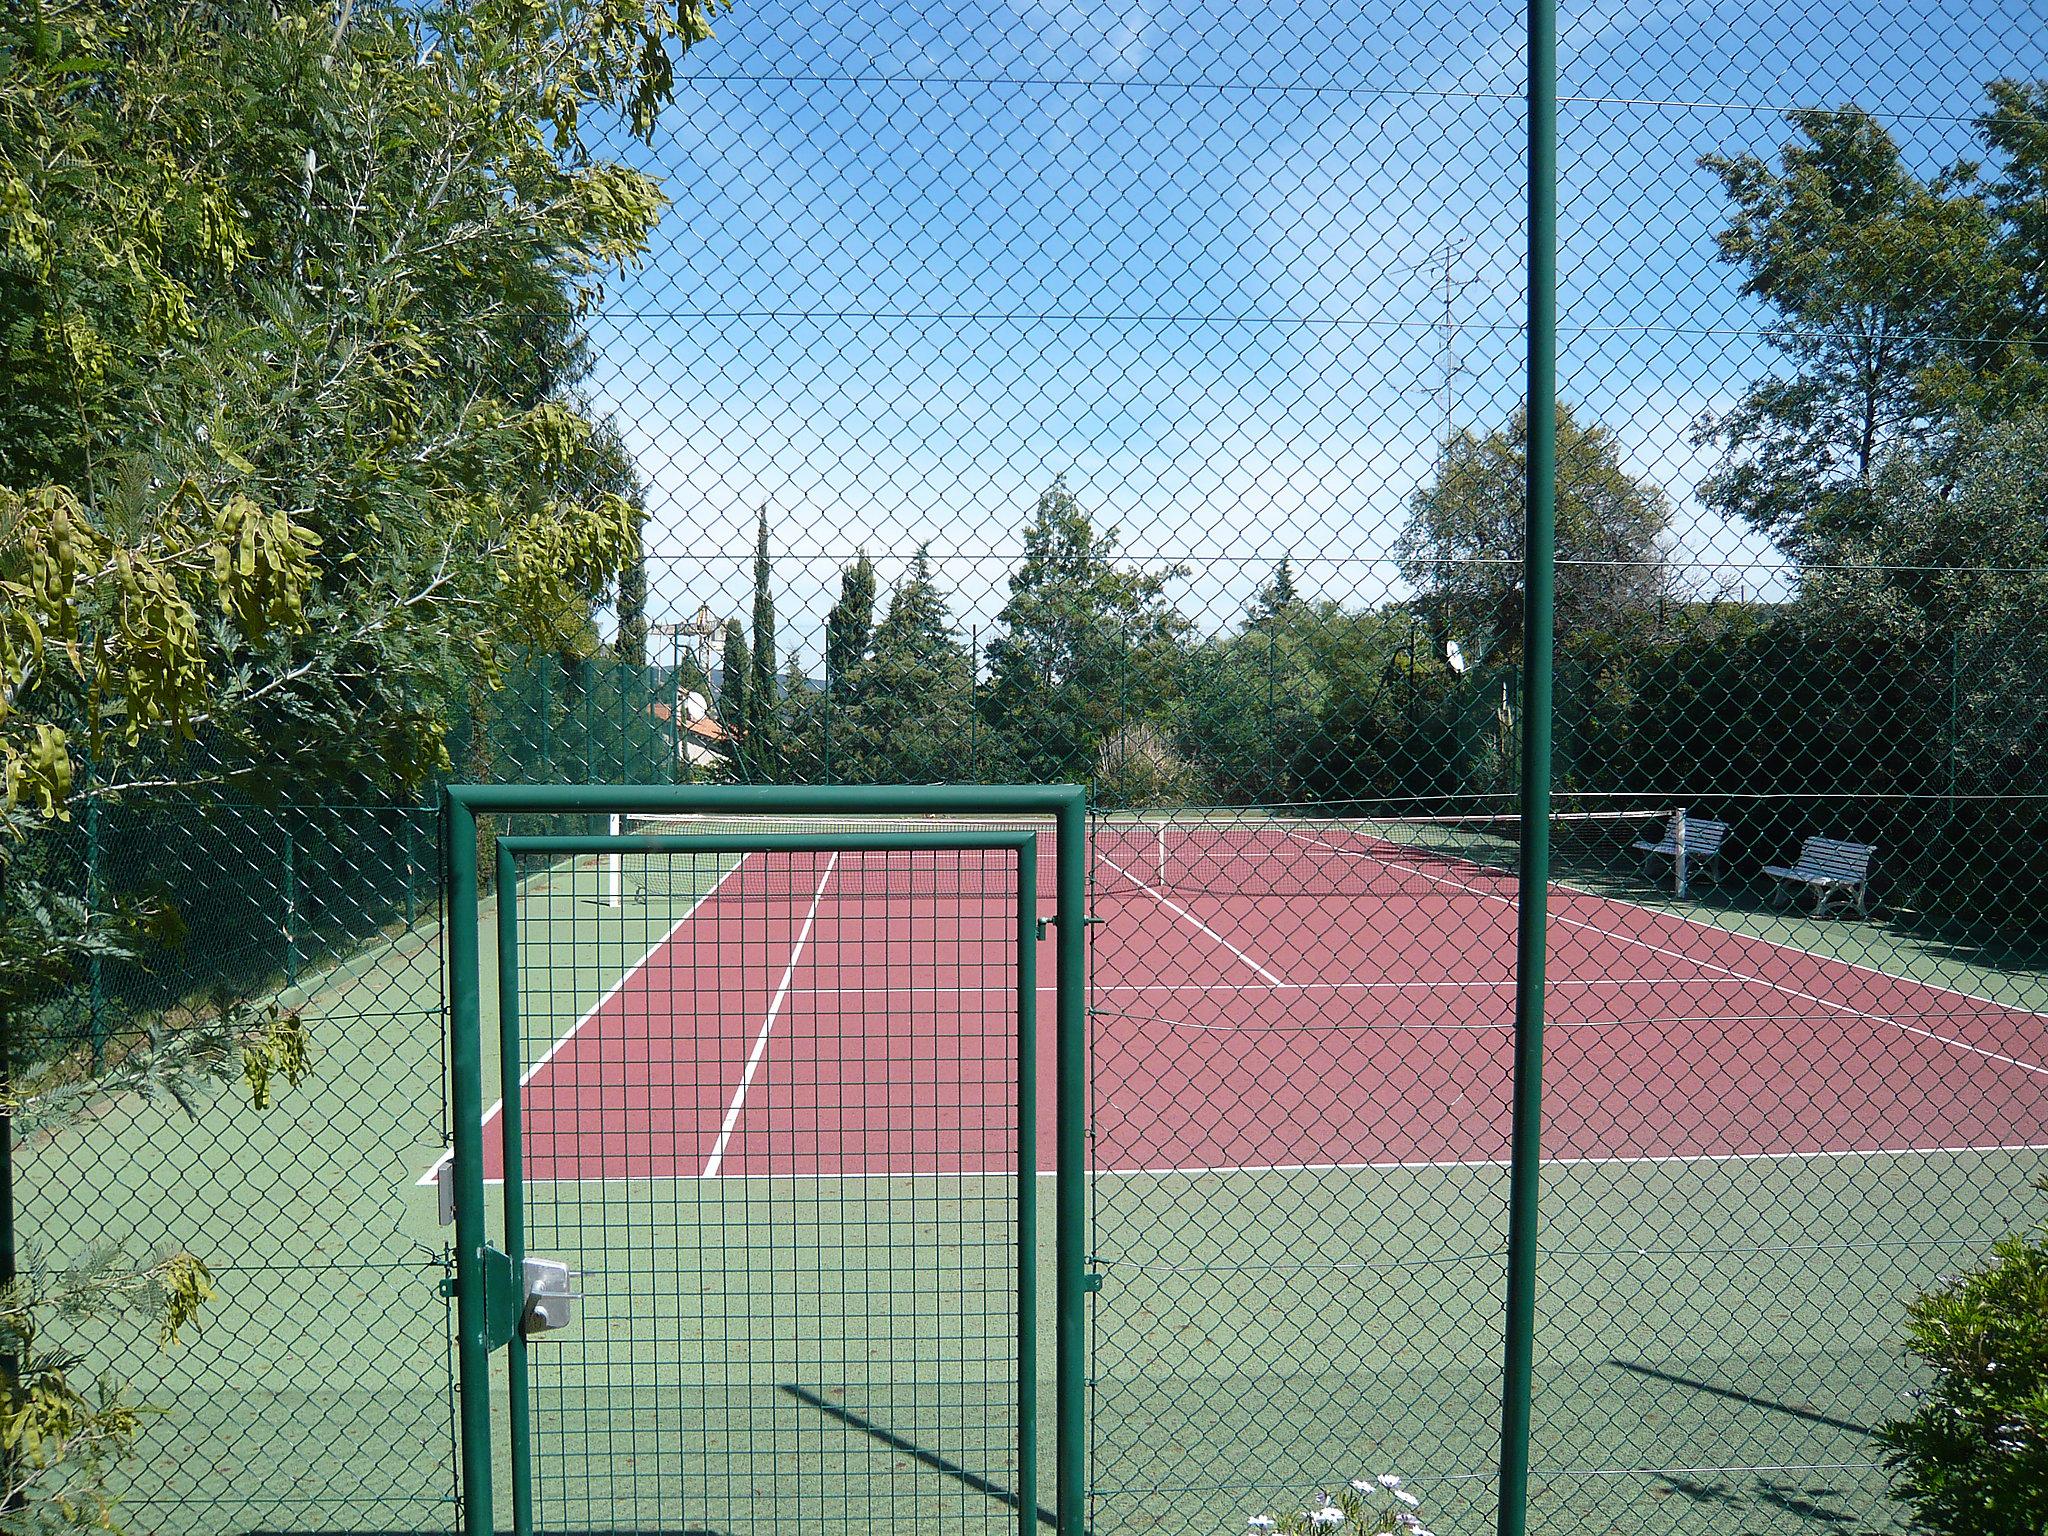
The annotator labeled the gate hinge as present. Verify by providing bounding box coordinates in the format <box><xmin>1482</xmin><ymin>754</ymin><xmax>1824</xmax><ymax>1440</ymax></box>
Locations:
<box><xmin>1036</xmin><ymin>914</ymin><xmax>1103</xmax><ymax>939</ymax></box>
<box><xmin>1081</xmin><ymin>1272</ymin><xmax>1103</xmax><ymax>1293</ymax></box>
<box><xmin>437</xmin><ymin>1275</ymin><xmax>457</xmax><ymax>1299</ymax></box>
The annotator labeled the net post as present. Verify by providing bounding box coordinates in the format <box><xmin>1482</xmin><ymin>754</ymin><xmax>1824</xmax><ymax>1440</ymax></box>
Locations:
<box><xmin>607</xmin><ymin>812</ymin><xmax>622</xmax><ymax>907</ymax></box>
<box><xmin>443</xmin><ymin>789</ymin><xmax>494</xmax><ymax>1536</ymax></box>
<box><xmin>1673</xmin><ymin>806</ymin><xmax>1688</xmax><ymax>899</ymax></box>
<box><xmin>1497</xmin><ymin>0</ymin><xmax>1556</xmax><ymax>1526</ymax></box>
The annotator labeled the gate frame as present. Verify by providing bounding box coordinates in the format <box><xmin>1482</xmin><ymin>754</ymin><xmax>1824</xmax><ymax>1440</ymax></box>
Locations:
<box><xmin>441</xmin><ymin>784</ymin><xmax>1089</xmax><ymax>1536</ymax></box>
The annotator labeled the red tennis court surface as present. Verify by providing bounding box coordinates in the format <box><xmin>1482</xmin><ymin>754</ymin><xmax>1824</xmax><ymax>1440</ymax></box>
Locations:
<box><xmin>470</xmin><ymin>829</ymin><xmax>2048</xmax><ymax>1184</ymax></box>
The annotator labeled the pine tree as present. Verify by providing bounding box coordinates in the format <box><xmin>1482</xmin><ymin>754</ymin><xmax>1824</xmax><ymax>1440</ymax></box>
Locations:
<box><xmin>825</xmin><ymin>552</ymin><xmax>877</xmax><ymax>700</ymax></box>
<box><xmin>983</xmin><ymin>478</ymin><xmax>1187</xmax><ymax>779</ymax></box>
<box><xmin>750</xmin><ymin>505</ymin><xmax>777</xmax><ymax>774</ymax></box>
<box><xmin>843</xmin><ymin>547</ymin><xmax>975</xmax><ymax>782</ymax></box>
<box><xmin>1250</xmin><ymin>556</ymin><xmax>1299</xmax><ymax>626</ymax></box>
<box><xmin>720</xmin><ymin>618</ymin><xmax>751</xmax><ymax>779</ymax></box>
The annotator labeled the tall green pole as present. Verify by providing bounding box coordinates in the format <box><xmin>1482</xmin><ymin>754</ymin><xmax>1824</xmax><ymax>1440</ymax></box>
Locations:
<box><xmin>496</xmin><ymin>846</ymin><xmax>533</xmax><ymax>1536</ymax></box>
<box><xmin>1497</xmin><ymin>0</ymin><xmax>1557</xmax><ymax>1525</ymax></box>
<box><xmin>444</xmin><ymin>791</ymin><xmax>493</xmax><ymax>1536</ymax></box>
<box><xmin>1054</xmin><ymin>791</ymin><xmax>1086</xmax><ymax>1536</ymax></box>
<box><xmin>1015</xmin><ymin>838</ymin><xmax>1039</xmax><ymax>1536</ymax></box>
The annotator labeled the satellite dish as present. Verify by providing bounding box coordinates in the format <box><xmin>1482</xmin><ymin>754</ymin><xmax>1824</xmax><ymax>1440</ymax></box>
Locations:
<box><xmin>1445</xmin><ymin>639</ymin><xmax>1468</xmax><ymax>675</ymax></box>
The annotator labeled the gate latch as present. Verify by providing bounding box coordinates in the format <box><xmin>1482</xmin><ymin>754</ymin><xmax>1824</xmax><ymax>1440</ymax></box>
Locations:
<box><xmin>521</xmin><ymin>1256</ymin><xmax>578</xmax><ymax>1337</ymax></box>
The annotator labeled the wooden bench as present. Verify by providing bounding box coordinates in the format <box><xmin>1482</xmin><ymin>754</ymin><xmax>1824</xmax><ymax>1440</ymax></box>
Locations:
<box><xmin>1763</xmin><ymin>836</ymin><xmax>1875</xmax><ymax>917</ymax></box>
<box><xmin>1630</xmin><ymin>813</ymin><xmax>1729</xmax><ymax>892</ymax></box>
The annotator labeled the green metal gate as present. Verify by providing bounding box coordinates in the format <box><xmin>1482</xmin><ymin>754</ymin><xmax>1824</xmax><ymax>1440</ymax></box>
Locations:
<box><xmin>441</xmin><ymin>784</ymin><xmax>1089</xmax><ymax>1536</ymax></box>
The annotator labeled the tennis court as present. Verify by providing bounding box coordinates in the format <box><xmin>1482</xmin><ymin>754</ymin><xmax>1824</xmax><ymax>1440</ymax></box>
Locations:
<box><xmin>444</xmin><ymin>811</ymin><xmax>2048</xmax><ymax>1535</ymax></box>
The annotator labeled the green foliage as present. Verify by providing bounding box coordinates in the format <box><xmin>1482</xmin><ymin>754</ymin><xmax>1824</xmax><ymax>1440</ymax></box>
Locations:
<box><xmin>1396</xmin><ymin>404</ymin><xmax>1672</xmax><ymax>654</ymax></box>
<box><xmin>749</xmin><ymin>507</ymin><xmax>778</xmax><ymax>775</ymax></box>
<box><xmin>1877</xmin><ymin>1194</ymin><xmax>2048</xmax><ymax>1535</ymax></box>
<box><xmin>0</xmin><ymin>0</ymin><xmax>703</xmax><ymax>806</ymax></box>
<box><xmin>983</xmin><ymin>478</ymin><xmax>1189</xmax><ymax>778</ymax></box>
<box><xmin>1094</xmin><ymin>724</ymin><xmax>1204</xmax><ymax>809</ymax></box>
<box><xmin>1698</xmin><ymin>85</ymin><xmax>2048</xmax><ymax>553</ymax></box>
<box><xmin>825</xmin><ymin>553</ymin><xmax>878</xmax><ymax>700</ymax></box>
<box><xmin>720</xmin><ymin>619</ymin><xmax>752</xmax><ymax>777</ymax></box>
<box><xmin>827</xmin><ymin>550</ymin><xmax>980</xmax><ymax>784</ymax></box>
<box><xmin>0</xmin><ymin>0</ymin><xmax>723</xmax><ymax>1523</ymax></box>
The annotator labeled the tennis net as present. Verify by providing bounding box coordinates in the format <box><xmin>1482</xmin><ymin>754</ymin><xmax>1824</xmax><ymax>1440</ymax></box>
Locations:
<box><xmin>597</xmin><ymin>808</ymin><xmax>1679</xmax><ymax>906</ymax></box>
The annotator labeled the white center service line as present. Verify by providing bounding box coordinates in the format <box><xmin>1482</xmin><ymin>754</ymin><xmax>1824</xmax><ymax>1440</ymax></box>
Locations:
<box><xmin>701</xmin><ymin>854</ymin><xmax>838</xmax><ymax>1178</ymax></box>
<box><xmin>1097</xmin><ymin>851</ymin><xmax>1288</xmax><ymax>987</ymax></box>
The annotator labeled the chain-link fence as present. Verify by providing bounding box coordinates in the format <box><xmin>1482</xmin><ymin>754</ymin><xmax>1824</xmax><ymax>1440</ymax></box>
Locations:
<box><xmin>12</xmin><ymin>1</ymin><xmax>2047</xmax><ymax>1533</ymax></box>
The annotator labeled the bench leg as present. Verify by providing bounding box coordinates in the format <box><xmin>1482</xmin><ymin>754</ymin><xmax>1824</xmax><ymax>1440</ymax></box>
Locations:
<box><xmin>1767</xmin><ymin>879</ymin><xmax>1793</xmax><ymax>911</ymax></box>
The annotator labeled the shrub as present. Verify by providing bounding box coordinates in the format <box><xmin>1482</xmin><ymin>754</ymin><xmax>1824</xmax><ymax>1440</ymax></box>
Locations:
<box><xmin>1877</xmin><ymin>1199</ymin><xmax>2048</xmax><ymax>1536</ymax></box>
<box><xmin>1094</xmin><ymin>724</ymin><xmax>1206</xmax><ymax>809</ymax></box>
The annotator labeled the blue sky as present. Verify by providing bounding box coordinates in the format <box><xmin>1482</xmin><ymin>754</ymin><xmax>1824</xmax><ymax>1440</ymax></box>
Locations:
<box><xmin>581</xmin><ymin>0</ymin><xmax>2041</xmax><ymax>661</ymax></box>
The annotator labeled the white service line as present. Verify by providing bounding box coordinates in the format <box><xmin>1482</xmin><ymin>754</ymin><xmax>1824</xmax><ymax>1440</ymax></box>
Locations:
<box><xmin>1096</xmin><ymin>851</ymin><xmax>1288</xmax><ymax>987</ymax></box>
<box><xmin>701</xmin><ymin>853</ymin><xmax>838</xmax><ymax>1179</ymax></box>
<box><xmin>418</xmin><ymin>852</ymin><xmax>756</xmax><ymax>1186</ymax></box>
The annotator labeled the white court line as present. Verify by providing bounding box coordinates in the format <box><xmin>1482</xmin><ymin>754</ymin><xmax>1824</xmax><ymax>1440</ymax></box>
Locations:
<box><xmin>471</xmin><ymin>1138</ymin><xmax>2048</xmax><ymax>1186</ymax></box>
<box><xmin>701</xmin><ymin>854</ymin><xmax>838</xmax><ymax>1179</ymax></box>
<box><xmin>1277</xmin><ymin>835</ymin><xmax>2048</xmax><ymax>1080</ymax></box>
<box><xmin>416</xmin><ymin>851</ymin><xmax>754</xmax><ymax>1186</ymax></box>
<box><xmin>1096</xmin><ymin>851</ymin><xmax>1287</xmax><ymax>986</ymax></box>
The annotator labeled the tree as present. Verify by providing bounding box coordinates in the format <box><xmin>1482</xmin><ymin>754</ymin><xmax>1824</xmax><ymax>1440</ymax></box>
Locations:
<box><xmin>983</xmin><ymin>478</ymin><xmax>1189</xmax><ymax>780</ymax></box>
<box><xmin>720</xmin><ymin>618</ymin><xmax>751</xmax><ymax>778</ymax></box>
<box><xmin>1695</xmin><ymin>108</ymin><xmax>1999</xmax><ymax>552</ymax></box>
<box><xmin>1177</xmin><ymin>601</ymin><xmax>1330</xmax><ymax>804</ymax></box>
<box><xmin>1395</xmin><ymin>405</ymin><xmax>1672</xmax><ymax>654</ymax></box>
<box><xmin>1249</xmin><ymin>556</ymin><xmax>1301</xmax><ymax>627</ymax></box>
<box><xmin>835</xmin><ymin>549</ymin><xmax>977</xmax><ymax>783</ymax></box>
<box><xmin>615</xmin><ymin>516</ymin><xmax>651</xmax><ymax>669</ymax></box>
<box><xmin>0</xmin><ymin>0</ymin><xmax>712</xmax><ymax>805</ymax></box>
<box><xmin>0</xmin><ymin>0</ymin><xmax>724</xmax><ymax>1519</ymax></box>
<box><xmin>1695</xmin><ymin>86</ymin><xmax>2048</xmax><ymax>555</ymax></box>
<box><xmin>749</xmin><ymin>506</ymin><xmax>777</xmax><ymax>775</ymax></box>
<box><xmin>824</xmin><ymin>553</ymin><xmax>878</xmax><ymax>700</ymax></box>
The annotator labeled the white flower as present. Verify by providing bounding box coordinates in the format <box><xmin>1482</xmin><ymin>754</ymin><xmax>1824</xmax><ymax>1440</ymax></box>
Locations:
<box><xmin>1350</xmin><ymin>1479</ymin><xmax>1375</xmax><ymax>1494</ymax></box>
<box><xmin>1308</xmin><ymin>1507</ymin><xmax>1345</xmax><ymax>1528</ymax></box>
<box><xmin>1395</xmin><ymin>1516</ymin><xmax>1422</xmax><ymax>1532</ymax></box>
<box><xmin>1377</xmin><ymin>1475</ymin><xmax>1403</xmax><ymax>1490</ymax></box>
<box><xmin>1395</xmin><ymin>1489</ymin><xmax>1421</xmax><ymax>1507</ymax></box>
<box><xmin>1247</xmin><ymin>1518</ymin><xmax>1278</xmax><ymax>1532</ymax></box>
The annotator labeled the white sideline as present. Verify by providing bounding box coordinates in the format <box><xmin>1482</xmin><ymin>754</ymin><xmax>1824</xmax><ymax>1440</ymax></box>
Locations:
<box><xmin>416</xmin><ymin>851</ymin><xmax>754</xmax><ymax>1187</ymax></box>
<box><xmin>701</xmin><ymin>854</ymin><xmax>838</xmax><ymax>1179</ymax></box>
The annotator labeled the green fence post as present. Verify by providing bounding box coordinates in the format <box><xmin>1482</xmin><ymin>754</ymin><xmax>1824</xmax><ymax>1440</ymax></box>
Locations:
<box><xmin>1054</xmin><ymin>788</ymin><xmax>1087</xmax><ymax>1536</ymax></box>
<box><xmin>443</xmin><ymin>791</ymin><xmax>493</xmax><ymax>1536</ymax></box>
<box><xmin>1016</xmin><ymin>836</ymin><xmax>1040</xmax><ymax>1536</ymax></box>
<box><xmin>496</xmin><ymin>846</ymin><xmax>534</xmax><ymax>1536</ymax></box>
<box><xmin>1498</xmin><ymin>0</ymin><xmax>1557</xmax><ymax>1527</ymax></box>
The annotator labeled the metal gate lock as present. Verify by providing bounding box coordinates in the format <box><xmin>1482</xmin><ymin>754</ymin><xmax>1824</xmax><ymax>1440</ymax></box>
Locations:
<box><xmin>521</xmin><ymin>1256</ymin><xmax>578</xmax><ymax>1336</ymax></box>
